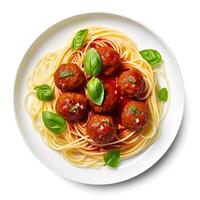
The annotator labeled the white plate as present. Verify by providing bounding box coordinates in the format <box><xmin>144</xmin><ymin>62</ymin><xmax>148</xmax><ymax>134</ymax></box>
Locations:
<box><xmin>14</xmin><ymin>13</ymin><xmax>184</xmax><ymax>185</ymax></box>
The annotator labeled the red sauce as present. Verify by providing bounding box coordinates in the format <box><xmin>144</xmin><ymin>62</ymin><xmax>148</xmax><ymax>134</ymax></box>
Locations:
<box><xmin>97</xmin><ymin>73</ymin><xmax>132</xmax><ymax>134</ymax></box>
<box><xmin>55</xmin><ymin>42</ymin><xmax>148</xmax><ymax>147</ymax></box>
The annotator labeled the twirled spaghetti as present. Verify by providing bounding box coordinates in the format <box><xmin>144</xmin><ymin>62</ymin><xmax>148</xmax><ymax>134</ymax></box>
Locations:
<box><xmin>25</xmin><ymin>26</ymin><xmax>168</xmax><ymax>167</ymax></box>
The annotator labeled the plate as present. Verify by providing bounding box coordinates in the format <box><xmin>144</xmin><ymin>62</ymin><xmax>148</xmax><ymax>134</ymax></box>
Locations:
<box><xmin>14</xmin><ymin>12</ymin><xmax>184</xmax><ymax>185</ymax></box>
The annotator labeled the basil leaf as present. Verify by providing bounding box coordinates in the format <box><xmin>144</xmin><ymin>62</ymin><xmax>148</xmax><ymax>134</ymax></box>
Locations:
<box><xmin>140</xmin><ymin>49</ymin><xmax>162</xmax><ymax>66</ymax></box>
<box><xmin>72</xmin><ymin>29</ymin><xmax>88</xmax><ymax>50</ymax></box>
<box><xmin>87</xmin><ymin>77</ymin><xmax>104</xmax><ymax>106</ymax></box>
<box><xmin>60</xmin><ymin>71</ymin><xmax>74</xmax><ymax>78</ymax></box>
<box><xmin>129</xmin><ymin>105</ymin><xmax>139</xmax><ymax>114</ymax></box>
<box><xmin>104</xmin><ymin>149</ymin><xmax>120</xmax><ymax>168</ymax></box>
<box><xmin>34</xmin><ymin>84</ymin><xmax>53</xmax><ymax>101</ymax></box>
<box><xmin>158</xmin><ymin>87</ymin><xmax>168</xmax><ymax>102</ymax></box>
<box><xmin>84</xmin><ymin>48</ymin><xmax>102</xmax><ymax>76</ymax></box>
<box><xmin>42</xmin><ymin>111</ymin><xmax>66</xmax><ymax>134</ymax></box>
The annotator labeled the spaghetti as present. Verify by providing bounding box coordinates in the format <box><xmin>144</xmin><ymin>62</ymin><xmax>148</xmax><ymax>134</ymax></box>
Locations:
<box><xmin>25</xmin><ymin>26</ymin><xmax>168</xmax><ymax>167</ymax></box>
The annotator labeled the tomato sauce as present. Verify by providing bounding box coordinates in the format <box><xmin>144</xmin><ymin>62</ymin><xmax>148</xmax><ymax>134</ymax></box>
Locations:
<box><xmin>97</xmin><ymin>73</ymin><xmax>132</xmax><ymax>133</ymax></box>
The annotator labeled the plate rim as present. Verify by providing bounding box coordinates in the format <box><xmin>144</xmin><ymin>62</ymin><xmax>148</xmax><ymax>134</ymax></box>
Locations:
<box><xmin>13</xmin><ymin>12</ymin><xmax>185</xmax><ymax>185</ymax></box>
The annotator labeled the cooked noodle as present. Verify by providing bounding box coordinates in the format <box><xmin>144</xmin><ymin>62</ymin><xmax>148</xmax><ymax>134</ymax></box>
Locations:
<box><xmin>25</xmin><ymin>26</ymin><xmax>168</xmax><ymax>167</ymax></box>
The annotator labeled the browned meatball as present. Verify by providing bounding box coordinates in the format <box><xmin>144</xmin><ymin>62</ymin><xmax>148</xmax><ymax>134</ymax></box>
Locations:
<box><xmin>89</xmin><ymin>82</ymin><xmax>118</xmax><ymax>114</ymax></box>
<box><xmin>121</xmin><ymin>100</ymin><xmax>149</xmax><ymax>131</ymax></box>
<box><xmin>86</xmin><ymin>115</ymin><xmax>116</xmax><ymax>144</ymax></box>
<box><xmin>118</xmin><ymin>68</ymin><xmax>146</xmax><ymax>99</ymax></box>
<box><xmin>96</xmin><ymin>47</ymin><xmax>121</xmax><ymax>75</ymax></box>
<box><xmin>56</xmin><ymin>92</ymin><xmax>88</xmax><ymax>122</ymax></box>
<box><xmin>54</xmin><ymin>63</ymin><xmax>85</xmax><ymax>92</ymax></box>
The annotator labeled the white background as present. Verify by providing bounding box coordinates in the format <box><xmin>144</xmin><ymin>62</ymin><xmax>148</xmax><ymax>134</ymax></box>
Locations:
<box><xmin>0</xmin><ymin>0</ymin><xmax>198</xmax><ymax>199</ymax></box>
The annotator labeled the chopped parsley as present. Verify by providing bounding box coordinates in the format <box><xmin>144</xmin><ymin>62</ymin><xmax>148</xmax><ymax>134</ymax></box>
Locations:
<box><xmin>60</xmin><ymin>71</ymin><xmax>74</xmax><ymax>78</ymax></box>
<box><xmin>102</xmin><ymin>118</ymin><xmax>110</xmax><ymax>124</ymax></box>
<box><xmin>127</xmin><ymin>76</ymin><xmax>136</xmax><ymax>84</ymax></box>
<box><xmin>129</xmin><ymin>105</ymin><xmax>140</xmax><ymax>114</ymax></box>
<box><xmin>69</xmin><ymin>105</ymin><xmax>78</xmax><ymax>112</ymax></box>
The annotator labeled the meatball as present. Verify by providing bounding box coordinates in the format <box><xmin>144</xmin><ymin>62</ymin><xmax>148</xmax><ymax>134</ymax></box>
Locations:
<box><xmin>89</xmin><ymin>82</ymin><xmax>118</xmax><ymax>114</ymax></box>
<box><xmin>96</xmin><ymin>47</ymin><xmax>121</xmax><ymax>75</ymax></box>
<box><xmin>118</xmin><ymin>68</ymin><xmax>146</xmax><ymax>99</ymax></box>
<box><xmin>54</xmin><ymin>63</ymin><xmax>85</xmax><ymax>92</ymax></box>
<box><xmin>121</xmin><ymin>100</ymin><xmax>149</xmax><ymax>131</ymax></box>
<box><xmin>86</xmin><ymin>115</ymin><xmax>116</xmax><ymax>144</ymax></box>
<box><xmin>56</xmin><ymin>92</ymin><xmax>88</xmax><ymax>122</ymax></box>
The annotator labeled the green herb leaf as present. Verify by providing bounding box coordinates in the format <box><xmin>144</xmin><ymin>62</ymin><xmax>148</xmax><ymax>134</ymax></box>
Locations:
<box><xmin>87</xmin><ymin>77</ymin><xmax>104</xmax><ymax>105</ymax></box>
<box><xmin>127</xmin><ymin>76</ymin><xmax>136</xmax><ymax>84</ymax></box>
<box><xmin>34</xmin><ymin>84</ymin><xmax>53</xmax><ymax>101</ymax></box>
<box><xmin>42</xmin><ymin>111</ymin><xmax>66</xmax><ymax>134</ymax></box>
<box><xmin>102</xmin><ymin>118</ymin><xmax>110</xmax><ymax>124</ymax></box>
<box><xmin>158</xmin><ymin>87</ymin><xmax>168</xmax><ymax>102</ymax></box>
<box><xmin>72</xmin><ymin>29</ymin><xmax>88</xmax><ymax>50</ymax></box>
<box><xmin>84</xmin><ymin>48</ymin><xmax>102</xmax><ymax>76</ymax></box>
<box><xmin>104</xmin><ymin>149</ymin><xmax>120</xmax><ymax>168</ymax></box>
<box><xmin>129</xmin><ymin>105</ymin><xmax>139</xmax><ymax>114</ymax></box>
<box><xmin>69</xmin><ymin>105</ymin><xmax>78</xmax><ymax>113</ymax></box>
<box><xmin>60</xmin><ymin>71</ymin><xmax>74</xmax><ymax>78</ymax></box>
<box><xmin>140</xmin><ymin>49</ymin><xmax>162</xmax><ymax>66</ymax></box>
